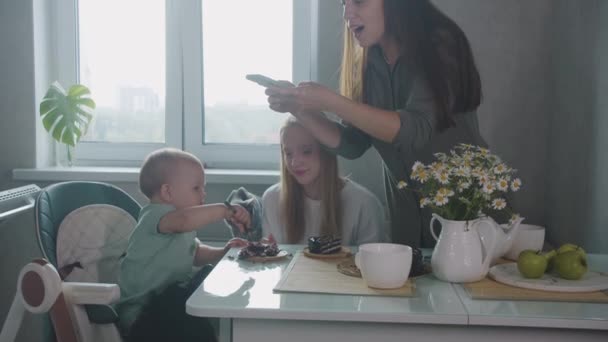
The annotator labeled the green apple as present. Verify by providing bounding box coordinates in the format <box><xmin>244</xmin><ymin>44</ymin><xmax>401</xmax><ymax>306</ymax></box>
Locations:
<box><xmin>544</xmin><ymin>249</ymin><xmax>557</xmax><ymax>273</ymax></box>
<box><xmin>554</xmin><ymin>250</ymin><xmax>588</xmax><ymax>280</ymax></box>
<box><xmin>557</xmin><ymin>243</ymin><xmax>586</xmax><ymax>259</ymax></box>
<box><xmin>517</xmin><ymin>250</ymin><xmax>548</xmax><ymax>279</ymax></box>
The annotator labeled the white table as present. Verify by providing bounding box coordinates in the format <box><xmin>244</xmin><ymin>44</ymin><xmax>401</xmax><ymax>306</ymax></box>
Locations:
<box><xmin>186</xmin><ymin>246</ymin><xmax>608</xmax><ymax>342</ymax></box>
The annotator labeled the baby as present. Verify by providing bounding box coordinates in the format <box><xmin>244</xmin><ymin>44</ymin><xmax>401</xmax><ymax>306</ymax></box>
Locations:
<box><xmin>116</xmin><ymin>148</ymin><xmax>250</xmax><ymax>342</ymax></box>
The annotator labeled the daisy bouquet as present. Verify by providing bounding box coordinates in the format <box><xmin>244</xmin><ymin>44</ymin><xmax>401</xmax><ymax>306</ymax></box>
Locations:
<box><xmin>398</xmin><ymin>143</ymin><xmax>521</xmax><ymax>222</ymax></box>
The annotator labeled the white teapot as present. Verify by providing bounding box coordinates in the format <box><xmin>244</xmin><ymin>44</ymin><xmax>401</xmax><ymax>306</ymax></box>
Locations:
<box><xmin>430</xmin><ymin>214</ymin><xmax>498</xmax><ymax>283</ymax></box>
<box><xmin>478</xmin><ymin>215</ymin><xmax>525</xmax><ymax>264</ymax></box>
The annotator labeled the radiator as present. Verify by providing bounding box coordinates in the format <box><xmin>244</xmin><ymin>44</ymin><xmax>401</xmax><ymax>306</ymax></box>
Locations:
<box><xmin>0</xmin><ymin>184</ymin><xmax>44</xmax><ymax>342</ymax></box>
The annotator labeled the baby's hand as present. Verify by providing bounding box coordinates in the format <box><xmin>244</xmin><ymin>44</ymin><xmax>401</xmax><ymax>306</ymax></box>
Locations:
<box><xmin>226</xmin><ymin>204</ymin><xmax>251</xmax><ymax>233</ymax></box>
<box><xmin>225</xmin><ymin>237</ymin><xmax>249</xmax><ymax>250</ymax></box>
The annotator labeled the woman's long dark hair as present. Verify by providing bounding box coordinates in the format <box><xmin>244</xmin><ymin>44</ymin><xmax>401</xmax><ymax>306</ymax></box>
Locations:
<box><xmin>340</xmin><ymin>0</ymin><xmax>481</xmax><ymax>132</ymax></box>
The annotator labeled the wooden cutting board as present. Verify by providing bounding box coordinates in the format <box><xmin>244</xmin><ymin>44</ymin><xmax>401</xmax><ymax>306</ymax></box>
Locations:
<box><xmin>463</xmin><ymin>277</ymin><xmax>608</xmax><ymax>303</ymax></box>
<box><xmin>274</xmin><ymin>251</ymin><xmax>415</xmax><ymax>297</ymax></box>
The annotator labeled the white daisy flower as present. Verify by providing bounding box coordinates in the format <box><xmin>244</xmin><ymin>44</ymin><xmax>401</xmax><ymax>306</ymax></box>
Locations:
<box><xmin>434</xmin><ymin>193</ymin><xmax>449</xmax><ymax>206</ymax></box>
<box><xmin>454</xmin><ymin>166</ymin><xmax>470</xmax><ymax>178</ymax></box>
<box><xmin>482</xmin><ymin>182</ymin><xmax>495</xmax><ymax>194</ymax></box>
<box><xmin>434</xmin><ymin>153</ymin><xmax>448</xmax><ymax>162</ymax></box>
<box><xmin>435</xmin><ymin>171</ymin><xmax>450</xmax><ymax>184</ymax></box>
<box><xmin>458</xmin><ymin>181</ymin><xmax>471</xmax><ymax>192</ymax></box>
<box><xmin>477</xmin><ymin>173</ymin><xmax>490</xmax><ymax>186</ymax></box>
<box><xmin>511</xmin><ymin>178</ymin><xmax>522</xmax><ymax>191</ymax></box>
<box><xmin>412</xmin><ymin>161</ymin><xmax>424</xmax><ymax>173</ymax></box>
<box><xmin>477</xmin><ymin>147</ymin><xmax>490</xmax><ymax>156</ymax></box>
<box><xmin>412</xmin><ymin>168</ymin><xmax>430</xmax><ymax>183</ymax></box>
<box><xmin>491</xmin><ymin>198</ymin><xmax>507</xmax><ymax>210</ymax></box>
<box><xmin>471</xmin><ymin>167</ymin><xmax>483</xmax><ymax>178</ymax></box>
<box><xmin>437</xmin><ymin>187</ymin><xmax>455</xmax><ymax>197</ymax></box>
<box><xmin>509</xmin><ymin>213</ymin><xmax>522</xmax><ymax>225</ymax></box>
<box><xmin>493</xmin><ymin>163</ymin><xmax>507</xmax><ymax>174</ymax></box>
<box><xmin>419</xmin><ymin>197</ymin><xmax>431</xmax><ymax>208</ymax></box>
<box><xmin>430</xmin><ymin>162</ymin><xmax>445</xmax><ymax>173</ymax></box>
<box><xmin>417</xmin><ymin>170</ymin><xmax>430</xmax><ymax>183</ymax></box>
<box><xmin>397</xmin><ymin>180</ymin><xmax>408</xmax><ymax>189</ymax></box>
<box><xmin>496</xmin><ymin>178</ymin><xmax>509</xmax><ymax>192</ymax></box>
<box><xmin>463</xmin><ymin>151</ymin><xmax>474</xmax><ymax>161</ymax></box>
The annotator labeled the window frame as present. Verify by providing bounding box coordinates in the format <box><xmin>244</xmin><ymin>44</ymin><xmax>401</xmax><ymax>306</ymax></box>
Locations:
<box><xmin>51</xmin><ymin>0</ymin><xmax>316</xmax><ymax>169</ymax></box>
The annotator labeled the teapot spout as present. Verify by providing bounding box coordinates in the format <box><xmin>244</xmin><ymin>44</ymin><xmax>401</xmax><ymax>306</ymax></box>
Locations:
<box><xmin>504</xmin><ymin>216</ymin><xmax>525</xmax><ymax>245</ymax></box>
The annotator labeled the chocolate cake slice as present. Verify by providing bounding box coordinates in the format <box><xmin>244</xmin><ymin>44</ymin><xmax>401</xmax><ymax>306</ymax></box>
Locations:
<box><xmin>308</xmin><ymin>235</ymin><xmax>342</xmax><ymax>254</ymax></box>
<box><xmin>238</xmin><ymin>241</ymin><xmax>280</xmax><ymax>259</ymax></box>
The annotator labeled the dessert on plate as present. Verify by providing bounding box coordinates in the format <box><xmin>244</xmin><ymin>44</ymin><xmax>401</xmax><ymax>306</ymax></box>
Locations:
<box><xmin>238</xmin><ymin>241</ymin><xmax>280</xmax><ymax>260</ymax></box>
<box><xmin>308</xmin><ymin>235</ymin><xmax>342</xmax><ymax>254</ymax></box>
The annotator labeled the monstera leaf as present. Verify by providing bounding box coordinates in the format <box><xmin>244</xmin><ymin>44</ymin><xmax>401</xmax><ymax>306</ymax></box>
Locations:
<box><xmin>39</xmin><ymin>81</ymin><xmax>96</xmax><ymax>147</ymax></box>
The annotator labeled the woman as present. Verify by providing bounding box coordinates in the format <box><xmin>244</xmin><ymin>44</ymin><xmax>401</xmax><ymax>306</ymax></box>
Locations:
<box><xmin>266</xmin><ymin>0</ymin><xmax>486</xmax><ymax>247</ymax></box>
<box><xmin>262</xmin><ymin>116</ymin><xmax>389</xmax><ymax>245</ymax></box>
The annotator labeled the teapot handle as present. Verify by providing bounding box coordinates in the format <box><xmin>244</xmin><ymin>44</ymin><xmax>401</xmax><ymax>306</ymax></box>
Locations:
<box><xmin>430</xmin><ymin>214</ymin><xmax>440</xmax><ymax>241</ymax></box>
<box><xmin>473</xmin><ymin>218</ymin><xmax>499</xmax><ymax>271</ymax></box>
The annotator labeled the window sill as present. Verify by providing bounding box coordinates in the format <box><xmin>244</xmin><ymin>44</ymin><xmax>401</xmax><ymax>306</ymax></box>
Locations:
<box><xmin>12</xmin><ymin>167</ymin><xmax>280</xmax><ymax>185</ymax></box>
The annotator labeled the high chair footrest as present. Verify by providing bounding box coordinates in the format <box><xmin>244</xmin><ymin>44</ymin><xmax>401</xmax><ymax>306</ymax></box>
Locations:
<box><xmin>85</xmin><ymin>304</ymin><xmax>119</xmax><ymax>324</ymax></box>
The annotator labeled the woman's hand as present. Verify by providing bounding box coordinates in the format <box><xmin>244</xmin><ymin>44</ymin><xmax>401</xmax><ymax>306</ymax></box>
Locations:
<box><xmin>264</xmin><ymin>80</ymin><xmax>295</xmax><ymax>113</ymax></box>
<box><xmin>266</xmin><ymin>81</ymin><xmax>338</xmax><ymax>115</ymax></box>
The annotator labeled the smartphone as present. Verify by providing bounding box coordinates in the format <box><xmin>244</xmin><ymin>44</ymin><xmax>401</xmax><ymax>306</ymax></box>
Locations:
<box><xmin>246</xmin><ymin>74</ymin><xmax>286</xmax><ymax>88</ymax></box>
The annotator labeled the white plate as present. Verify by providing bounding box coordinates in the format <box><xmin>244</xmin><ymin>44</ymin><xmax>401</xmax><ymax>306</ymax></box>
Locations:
<box><xmin>488</xmin><ymin>263</ymin><xmax>608</xmax><ymax>293</ymax></box>
<box><xmin>303</xmin><ymin>247</ymin><xmax>351</xmax><ymax>259</ymax></box>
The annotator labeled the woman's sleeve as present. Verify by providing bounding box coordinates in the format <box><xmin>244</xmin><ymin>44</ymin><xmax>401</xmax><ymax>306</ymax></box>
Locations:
<box><xmin>391</xmin><ymin>77</ymin><xmax>438</xmax><ymax>155</ymax></box>
<box><xmin>324</xmin><ymin>121</ymin><xmax>372</xmax><ymax>160</ymax></box>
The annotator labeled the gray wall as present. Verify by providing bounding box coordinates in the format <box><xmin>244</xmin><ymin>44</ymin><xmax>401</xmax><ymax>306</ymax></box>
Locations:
<box><xmin>546</xmin><ymin>0</ymin><xmax>608</xmax><ymax>253</ymax></box>
<box><xmin>0</xmin><ymin>0</ymin><xmax>37</xmax><ymax>192</ymax></box>
<box><xmin>0</xmin><ymin>1</ymin><xmax>606</xmax><ymax>252</ymax></box>
<box><xmin>437</xmin><ymin>0</ymin><xmax>553</xmax><ymax>229</ymax></box>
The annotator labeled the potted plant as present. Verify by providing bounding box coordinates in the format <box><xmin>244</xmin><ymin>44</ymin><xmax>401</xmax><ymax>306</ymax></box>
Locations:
<box><xmin>39</xmin><ymin>81</ymin><xmax>96</xmax><ymax>166</ymax></box>
<box><xmin>398</xmin><ymin>143</ymin><xmax>524</xmax><ymax>282</ymax></box>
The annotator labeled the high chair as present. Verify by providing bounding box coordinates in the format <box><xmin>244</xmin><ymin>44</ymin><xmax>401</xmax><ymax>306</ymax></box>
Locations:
<box><xmin>0</xmin><ymin>258</ymin><xmax>120</xmax><ymax>342</ymax></box>
<box><xmin>0</xmin><ymin>181</ymin><xmax>141</xmax><ymax>342</ymax></box>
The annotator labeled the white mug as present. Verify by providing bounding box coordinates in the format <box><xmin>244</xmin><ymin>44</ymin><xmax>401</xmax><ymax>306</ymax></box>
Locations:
<box><xmin>504</xmin><ymin>224</ymin><xmax>545</xmax><ymax>260</ymax></box>
<box><xmin>354</xmin><ymin>243</ymin><xmax>412</xmax><ymax>289</ymax></box>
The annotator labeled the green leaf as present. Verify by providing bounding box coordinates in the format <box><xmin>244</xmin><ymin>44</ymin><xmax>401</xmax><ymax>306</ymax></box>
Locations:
<box><xmin>39</xmin><ymin>81</ymin><xmax>95</xmax><ymax>147</ymax></box>
<box><xmin>68</xmin><ymin>84</ymin><xmax>91</xmax><ymax>98</ymax></box>
<box><xmin>74</xmin><ymin>97</ymin><xmax>96</xmax><ymax>109</ymax></box>
<box><xmin>42</xmin><ymin>110</ymin><xmax>60</xmax><ymax>131</ymax></box>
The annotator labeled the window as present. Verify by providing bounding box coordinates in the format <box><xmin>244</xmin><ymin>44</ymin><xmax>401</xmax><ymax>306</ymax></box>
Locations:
<box><xmin>53</xmin><ymin>0</ymin><xmax>314</xmax><ymax>169</ymax></box>
<box><xmin>78</xmin><ymin>0</ymin><xmax>166</xmax><ymax>144</ymax></box>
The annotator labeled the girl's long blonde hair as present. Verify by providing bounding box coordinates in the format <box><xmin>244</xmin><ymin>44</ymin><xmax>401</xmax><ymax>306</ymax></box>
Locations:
<box><xmin>279</xmin><ymin>117</ymin><xmax>343</xmax><ymax>243</ymax></box>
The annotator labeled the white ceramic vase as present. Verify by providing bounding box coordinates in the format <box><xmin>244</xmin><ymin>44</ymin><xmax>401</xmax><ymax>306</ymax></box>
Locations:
<box><xmin>430</xmin><ymin>214</ymin><xmax>498</xmax><ymax>283</ymax></box>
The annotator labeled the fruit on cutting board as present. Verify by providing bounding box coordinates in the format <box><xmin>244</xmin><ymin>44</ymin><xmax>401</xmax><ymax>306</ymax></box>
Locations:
<box><xmin>557</xmin><ymin>243</ymin><xmax>586</xmax><ymax>258</ymax></box>
<box><xmin>544</xmin><ymin>249</ymin><xmax>557</xmax><ymax>272</ymax></box>
<box><xmin>554</xmin><ymin>249</ymin><xmax>588</xmax><ymax>280</ymax></box>
<box><xmin>517</xmin><ymin>250</ymin><xmax>548</xmax><ymax>278</ymax></box>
